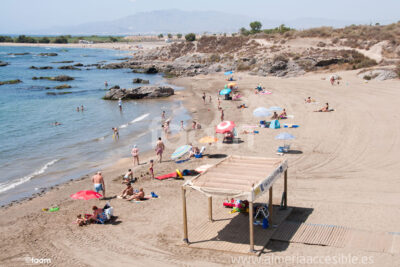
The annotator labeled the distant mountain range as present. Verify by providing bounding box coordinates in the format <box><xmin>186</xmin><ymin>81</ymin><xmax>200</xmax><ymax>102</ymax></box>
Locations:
<box><xmin>31</xmin><ymin>9</ymin><xmax>386</xmax><ymax>35</ymax></box>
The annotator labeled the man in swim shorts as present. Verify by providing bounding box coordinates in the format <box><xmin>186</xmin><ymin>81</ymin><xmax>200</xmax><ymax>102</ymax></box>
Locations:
<box><xmin>92</xmin><ymin>171</ymin><xmax>105</xmax><ymax>198</ymax></box>
<box><xmin>155</xmin><ymin>137</ymin><xmax>165</xmax><ymax>163</ymax></box>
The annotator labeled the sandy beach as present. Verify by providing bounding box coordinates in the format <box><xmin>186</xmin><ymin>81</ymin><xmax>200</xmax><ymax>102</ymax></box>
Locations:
<box><xmin>1</xmin><ymin>68</ymin><xmax>400</xmax><ymax>266</ymax></box>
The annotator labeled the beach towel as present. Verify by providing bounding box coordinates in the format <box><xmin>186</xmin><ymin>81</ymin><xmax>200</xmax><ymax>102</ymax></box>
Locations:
<box><xmin>155</xmin><ymin>172</ymin><xmax>177</xmax><ymax>180</ymax></box>
<box><xmin>284</xmin><ymin>124</ymin><xmax>299</xmax><ymax>128</ymax></box>
<box><xmin>259</xmin><ymin>91</ymin><xmax>272</xmax><ymax>95</ymax></box>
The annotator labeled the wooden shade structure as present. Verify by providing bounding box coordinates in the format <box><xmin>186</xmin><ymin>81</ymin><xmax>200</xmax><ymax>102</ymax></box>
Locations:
<box><xmin>182</xmin><ymin>155</ymin><xmax>288</xmax><ymax>252</ymax></box>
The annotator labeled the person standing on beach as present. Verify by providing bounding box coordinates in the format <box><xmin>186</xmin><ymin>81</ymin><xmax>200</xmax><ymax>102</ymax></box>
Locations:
<box><xmin>217</xmin><ymin>97</ymin><xmax>221</xmax><ymax>110</ymax></box>
<box><xmin>180</xmin><ymin>120</ymin><xmax>184</xmax><ymax>131</ymax></box>
<box><xmin>209</xmin><ymin>95</ymin><xmax>212</xmax><ymax>103</ymax></box>
<box><xmin>118</xmin><ymin>98</ymin><xmax>122</xmax><ymax>111</ymax></box>
<box><xmin>92</xmin><ymin>171</ymin><xmax>105</xmax><ymax>198</ymax></box>
<box><xmin>112</xmin><ymin>127</ymin><xmax>119</xmax><ymax>140</ymax></box>
<box><xmin>202</xmin><ymin>92</ymin><xmax>206</xmax><ymax>104</ymax></box>
<box><xmin>220</xmin><ymin>109</ymin><xmax>224</xmax><ymax>121</ymax></box>
<box><xmin>149</xmin><ymin>160</ymin><xmax>154</xmax><ymax>179</ymax></box>
<box><xmin>131</xmin><ymin>145</ymin><xmax>139</xmax><ymax>166</ymax></box>
<box><xmin>155</xmin><ymin>137</ymin><xmax>165</xmax><ymax>163</ymax></box>
<box><xmin>161</xmin><ymin>111</ymin><xmax>166</xmax><ymax>121</ymax></box>
<box><xmin>192</xmin><ymin>121</ymin><xmax>197</xmax><ymax>130</ymax></box>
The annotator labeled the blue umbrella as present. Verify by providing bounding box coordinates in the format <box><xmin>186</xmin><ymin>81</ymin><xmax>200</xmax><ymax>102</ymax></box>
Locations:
<box><xmin>219</xmin><ymin>88</ymin><xmax>232</xmax><ymax>95</ymax></box>
<box><xmin>269</xmin><ymin>106</ymin><xmax>283</xmax><ymax>111</ymax></box>
<box><xmin>253</xmin><ymin>107</ymin><xmax>271</xmax><ymax>117</ymax></box>
<box><xmin>224</xmin><ymin>71</ymin><xmax>233</xmax><ymax>75</ymax></box>
<box><xmin>275</xmin><ymin>133</ymin><xmax>295</xmax><ymax>140</ymax></box>
<box><xmin>171</xmin><ymin>145</ymin><xmax>192</xmax><ymax>160</ymax></box>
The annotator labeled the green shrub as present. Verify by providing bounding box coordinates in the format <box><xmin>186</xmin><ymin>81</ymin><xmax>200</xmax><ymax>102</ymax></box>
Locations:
<box><xmin>167</xmin><ymin>33</ymin><xmax>172</xmax><ymax>39</ymax></box>
<box><xmin>185</xmin><ymin>33</ymin><xmax>196</xmax><ymax>42</ymax></box>
<box><xmin>239</xmin><ymin>27</ymin><xmax>250</xmax><ymax>36</ymax></box>
<box><xmin>53</xmin><ymin>36</ymin><xmax>68</xmax><ymax>44</ymax></box>
<box><xmin>0</xmin><ymin>35</ymin><xmax>13</xmax><ymax>42</ymax></box>
<box><xmin>109</xmin><ymin>36</ymin><xmax>118</xmax><ymax>42</ymax></box>
<box><xmin>249</xmin><ymin>21</ymin><xmax>262</xmax><ymax>34</ymax></box>
<box><xmin>15</xmin><ymin>35</ymin><xmax>36</xmax><ymax>43</ymax></box>
<box><xmin>158</xmin><ymin>34</ymin><xmax>164</xmax><ymax>39</ymax></box>
<box><xmin>38</xmin><ymin>37</ymin><xmax>50</xmax><ymax>43</ymax></box>
<box><xmin>176</xmin><ymin>33</ymin><xmax>182</xmax><ymax>39</ymax></box>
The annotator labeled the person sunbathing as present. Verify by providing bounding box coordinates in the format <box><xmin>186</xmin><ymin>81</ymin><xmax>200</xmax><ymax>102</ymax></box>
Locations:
<box><xmin>126</xmin><ymin>188</ymin><xmax>145</xmax><ymax>201</ymax></box>
<box><xmin>279</xmin><ymin>109</ymin><xmax>287</xmax><ymax>119</ymax></box>
<box><xmin>271</xmin><ymin>112</ymin><xmax>279</xmax><ymax>120</ymax></box>
<box><xmin>118</xmin><ymin>183</ymin><xmax>134</xmax><ymax>199</ymax></box>
<box><xmin>305</xmin><ymin>97</ymin><xmax>312</xmax><ymax>103</ymax></box>
<box><xmin>315</xmin><ymin>103</ymin><xmax>329</xmax><ymax>112</ymax></box>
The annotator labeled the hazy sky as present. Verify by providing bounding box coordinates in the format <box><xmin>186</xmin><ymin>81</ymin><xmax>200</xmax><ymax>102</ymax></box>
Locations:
<box><xmin>1</xmin><ymin>0</ymin><xmax>399</xmax><ymax>33</ymax></box>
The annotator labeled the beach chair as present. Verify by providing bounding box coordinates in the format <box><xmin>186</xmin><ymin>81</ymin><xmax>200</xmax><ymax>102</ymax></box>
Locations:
<box><xmin>194</xmin><ymin>146</ymin><xmax>206</xmax><ymax>158</ymax></box>
<box><xmin>277</xmin><ymin>145</ymin><xmax>290</xmax><ymax>153</ymax></box>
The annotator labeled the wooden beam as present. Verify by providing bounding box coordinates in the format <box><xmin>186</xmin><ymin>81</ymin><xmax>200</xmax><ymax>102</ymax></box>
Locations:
<box><xmin>269</xmin><ymin>186</ymin><xmax>273</xmax><ymax>225</ymax></box>
<box><xmin>208</xmin><ymin>196</ymin><xmax>213</xmax><ymax>222</ymax></box>
<box><xmin>182</xmin><ymin>186</ymin><xmax>189</xmax><ymax>243</ymax></box>
<box><xmin>249</xmin><ymin>201</ymin><xmax>254</xmax><ymax>252</ymax></box>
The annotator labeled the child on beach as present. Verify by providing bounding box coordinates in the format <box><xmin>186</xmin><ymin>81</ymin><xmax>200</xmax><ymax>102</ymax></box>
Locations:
<box><xmin>149</xmin><ymin>160</ymin><xmax>154</xmax><ymax>179</ymax></box>
<box><xmin>76</xmin><ymin>214</ymin><xmax>87</xmax><ymax>226</ymax></box>
<box><xmin>131</xmin><ymin>145</ymin><xmax>139</xmax><ymax>166</ymax></box>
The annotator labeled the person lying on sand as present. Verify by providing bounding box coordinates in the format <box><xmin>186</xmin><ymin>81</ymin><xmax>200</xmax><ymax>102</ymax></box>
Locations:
<box><xmin>118</xmin><ymin>183</ymin><xmax>134</xmax><ymax>199</ymax></box>
<box><xmin>315</xmin><ymin>103</ymin><xmax>330</xmax><ymax>112</ymax></box>
<box><xmin>305</xmin><ymin>97</ymin><xmax>314</xmax><ymax>103</ymax></box>
<box><xmin>271</xmin><ymin>112</ymin><xmax>279</xmax><ymax>120</ymax></box>
<box><xmin>126</xmin><ymin>188</ymin><xmax>145</xmax><ymax>201</ymax></box>
<box><xmin>76</xmin><ymin>214</ymin><xmax>87</xmax><ymax>226</ymax></box>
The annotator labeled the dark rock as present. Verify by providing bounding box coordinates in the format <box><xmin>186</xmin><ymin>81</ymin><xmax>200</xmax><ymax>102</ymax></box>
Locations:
<box><xmin>8</xmin><ymin>52</ymin><xmax>29</xmax><ymax>55</ymax></box>
<box><xmin>52</xmin><ymin>60</ymin><xmax>74</xmax><ymax>64</ymax></box>
<box><xmin>104</xmin><ymin>86</ymin><xmax>174</xmax><ymax>100</ymax></box>
<box><xmin>0</xmin><ymin>79</ymin><xmax>22</xmax><ymax>86</ymax></box>
<box><xmin>73</xmin><ymin>63</ymin><xmax>83</xmax><ymax>67</ymax></box>
<box><xmin>58</xmin><ymin>65</ymin><xmax>80</xmax><ymax>70</ymax></box>
<box><xmin>110</xmin><ymin>85</ymin><xmax>120</xmax><ymax>90</ymax></box>
<box><xmin>32</xmin><ymin>75</ymin><xmax>74</xmax><ymax>81</ymax></box>
<box><xmin>145</xmin><ymin>66</ymin><xmax>158</xmax><ymax>74</ymax></box>
<box><xmin>38</xmin><ymin>53</ymin><xmax>58</xmax><ymax>56</ymax></box>
<box><xmin>54</xmin><ymin>84</ymin><xmax>72</xmax><ymax>89</ymax></box>
<box><xmin>0</xmin><ymin>61</ymin><xmax>9</xmax><ymax>67</ymax></box>
<box><xmin>132</xmin><ymin>78</ymin><xmax>150</xmax><ymax>84</ymax></box>
<box><xmin>46</xmin><ymin>91</ymin><xmax>72</xmax><ymax>95</ymax></box>
<box><xmin>270</xmin><ymin>61</ymin><xmax>287</xmax><ymax>73</ymax></box>
<box><xmin>29</xmin><ymin>66</ymin><xmax>53</xmax><ymax>70</ymax></box>
<box><xmin>315</xmin><ymin>58</ymin><xmax>344</xmax><ymax>67</ymax></box>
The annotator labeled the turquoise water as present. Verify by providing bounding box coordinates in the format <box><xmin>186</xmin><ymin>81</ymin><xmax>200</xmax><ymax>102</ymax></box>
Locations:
<box><xmin>0</xmin><ymin>46</ymin><xmax>190</xmax><ymax>205</ymax></box>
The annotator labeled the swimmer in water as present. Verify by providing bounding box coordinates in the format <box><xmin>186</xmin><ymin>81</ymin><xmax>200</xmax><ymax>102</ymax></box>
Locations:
<box><xmin>112</xmin><ymin>127</ymin><xmax>119</xmax><ymax>140</ymax></box>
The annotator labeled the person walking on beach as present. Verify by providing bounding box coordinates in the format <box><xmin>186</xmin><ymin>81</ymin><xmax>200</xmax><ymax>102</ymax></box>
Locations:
<box><xmin>202</xmin><ymin>92</ymin><xmax>206</xmax><ymax>104</ymax></box>
<box><xmin>112</xmin><ymin>127</ymin><xmax>119</xmax><ymax>140</ymax></box>
<box><xmin>92</xmin><ymin>171</ymin><xmax>105</xmax><ymax>199</ymax></box>
<box><xmin>217</xmin><ymin>97</ymin><xmax>221</xmax><ymax>110</ymax></box>
<box><xmin>118</xmin><ymin>98</ymin><xmax>122</xmax><ymax>111</ymax></box>
<box><xmin>180</xmin><ymin>120</ymin><xmax>184</xmax><ymax>131</ymax></box>
<box><xmin>131</xmin><ymin>145</ymin><xmax>139</xmax><ymax>166</ymax></box>
<box><xmin>155</xmin><ymin>137</ymin><xmax>165</xmax><ymax>163</ymax></box>
<box><xmin>220</xmin><ymin>109</ymin><xmax>224</xmax><ymax>121</ymax></box>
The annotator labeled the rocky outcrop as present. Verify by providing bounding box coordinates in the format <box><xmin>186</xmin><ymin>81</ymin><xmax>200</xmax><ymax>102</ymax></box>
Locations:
<box><xmin>38</xmin><ymin>53</ymin><xmax>58</xmax><ymax>56</ymax></box>
<box><xmin>0</xmin><ymin>61</ymin><xmax>9</xmax><ymax>67</ymax></box>
<box><xmin>0</xmin><ymin>79</ymin><xmax>22</xmax><ymax>86</ymax></box>
<box><xmin>54</xmin><ymin>84</ymin><xmax>72</xmax><ymax>89</ymax></box>
<box><xmin>8</xmin><ymin>52</ymin><xmax>29</xmax><ymax>55</ymax></box>
<box><xmin>32</xmin><ymin>75</ymin><xmax>74</xmax><ymax>82</ymax></box>
<box><xmin>132</xmin><ymin>78</ymin><xmax>150</xmax><ymax>84</ymax></box>
<box><xmin>58</xmin><ymin>65</ymin><xmax>80</xmax><ymax>70</ymax></box>
<box><xmin>29</xmin><ymin>66</ymin><xmax>53</xmax><ymax>70</ymax></box>
<box><xmin>358</xmin><ymin>69</ymin><xmax>398</xmax><ymax>81</ymax></box>
<box><xmin>104</xmin><ymin>86</ymin><xmax>174</xmax><ymax>100</ymax></box>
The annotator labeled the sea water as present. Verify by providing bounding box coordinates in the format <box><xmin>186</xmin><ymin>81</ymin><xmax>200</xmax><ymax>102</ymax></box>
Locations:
<box><xmin>0</xmin><ymin>46</ymin><xmax>190</xmax><ymax>205</ymax></box>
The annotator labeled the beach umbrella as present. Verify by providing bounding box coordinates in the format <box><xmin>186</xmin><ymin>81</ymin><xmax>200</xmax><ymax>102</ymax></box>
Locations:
<box><xmin>199</xmin><ymin>136</ymin><xmax>218</xmax><ymax>144</ymax></box>
<box><xmin>171</xmin><ymin>145</ymin><xmax>192</xmax><ymax>160</ymax></box>
<box><xmin>253</xmin><ymin>107</ymin><xmax>271</xmax><ymax>117</ymax></box>
<box><xmin>275</xmin><ymin>132</ymin><xmax>295</xmax><ymax>140</ymax></box>
<box><xmin>269</xmin><ymin>106</ymin><xmax>283</xmax><ymax>111</ymax></box>
<box><xmin>220</xmin><ymin>88</ymin><xmax>232</xmax><ymax>95</ymax></box>
<box><xmin>228</xmin><ymin>82</ymin><xmax>237</xmax><ymax>87</ymax></box>
<box><xmin>70</xmin><ymin>190</ymin><xmax>102</xmax><ymax>200</ymax></box>
<box><xmin>224</xmin><ymin>71</ymin><xmax>234</xmax><ymax>75</ymax></box>
<box><xmin>216</xmin><ymin>121</ymin><xmax>236</xmax><ymax>134</ymax></box>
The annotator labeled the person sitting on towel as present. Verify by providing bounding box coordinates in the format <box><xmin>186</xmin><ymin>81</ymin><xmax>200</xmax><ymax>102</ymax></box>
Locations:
<box><xmin>279</xmin><ymin>109</ymin><xmax>287</xmax><ymax>119</ymax></box>
<box><xmin>119</xmin><ymin>183</ymin><xmax>134</xmax><ymax>199</ymax></box>
<box><xmin>126</xmin><ymin>188</ymin><xmax>145</xmax><ymax>201</ymax></box>
<box><xmin>271</xmin><ymin>112</ymin><xmax>279</xmax><ymax>120</ymax></box>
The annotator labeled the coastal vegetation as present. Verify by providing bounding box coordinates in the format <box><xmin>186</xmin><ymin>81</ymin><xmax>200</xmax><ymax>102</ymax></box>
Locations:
<box><xmin>0</xmin><ymin>79</ymin><xmax>22</xmax><ymax>86</ymax></box>
<box><xmin>185</xmin><ymin>33</ymin><xmax>196</xmax><ymax>42</ymax></box>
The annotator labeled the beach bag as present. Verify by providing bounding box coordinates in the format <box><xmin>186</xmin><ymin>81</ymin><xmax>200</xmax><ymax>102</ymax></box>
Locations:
<box><xmin>269</xmin><ymin>120</ymin><xmax>280</xmax><ymax>129</ymax></box>
<box><xmin>104</xmin><ymin>207</ymin><xmax>113</xmax><ymax>220</ymax></box>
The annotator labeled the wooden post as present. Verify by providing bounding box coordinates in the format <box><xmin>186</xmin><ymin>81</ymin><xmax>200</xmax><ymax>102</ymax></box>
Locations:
<box><xmin>249</xmin><ymin>201</ymin><xmax>254</xmax><ymax>252</ymax></box>
<box><xmin>269</xmin><ymin>186</ymin><xmax>273</xmax><ymax>225</ymax></box>
<box><xmin>284</xmin><ymin>169</ymin><xmax>288</xmax><ymax>209</ymax></box>
<box><xmin>208</xmin><ymin>196</ymin><xmax>213</xmax><ymax>222</ymax></box>
<box><xmin>182</xmin><ymin>186</ymin><xmax>189</xmax><ymax>243</ymax></box>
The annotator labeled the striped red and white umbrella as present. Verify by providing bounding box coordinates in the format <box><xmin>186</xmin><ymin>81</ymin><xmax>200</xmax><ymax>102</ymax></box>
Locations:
<box><xmin>216</xmin><ymin>121</ymin><xmax>236</xmax><ymax>134</ymax></box>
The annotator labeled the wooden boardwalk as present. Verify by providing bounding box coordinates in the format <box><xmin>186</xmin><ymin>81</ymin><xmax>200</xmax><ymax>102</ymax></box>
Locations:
<box><xmin>186</xmin><ymin>205</ymin><xmax>292</xmax><ymax>255</ymax></box>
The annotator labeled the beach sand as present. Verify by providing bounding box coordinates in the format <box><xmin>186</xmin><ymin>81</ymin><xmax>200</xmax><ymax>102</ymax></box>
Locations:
<box><xmin>1</xmin><ymin>70</ymin><xmax>400</xmax><ymax>266</ymax></box>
